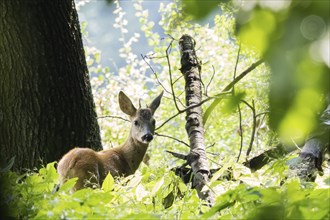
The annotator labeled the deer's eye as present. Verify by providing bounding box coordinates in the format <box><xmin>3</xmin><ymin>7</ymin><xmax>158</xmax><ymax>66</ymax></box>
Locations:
<box><xmin>134</xmin><ymin>120</ymin><xmax>139</xmax><ymax>126</ymax></box>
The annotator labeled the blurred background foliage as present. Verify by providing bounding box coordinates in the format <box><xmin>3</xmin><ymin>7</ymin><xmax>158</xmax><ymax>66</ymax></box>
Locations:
<box><xmin>181</xmin><ymin>0</ymin><xmax>329</xmax><ymax>147</ymax></box>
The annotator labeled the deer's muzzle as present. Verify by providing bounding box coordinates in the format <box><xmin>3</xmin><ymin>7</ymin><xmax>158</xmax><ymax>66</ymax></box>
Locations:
<box><xmin>142</xmin><ymin>133</ymin><xmax>153</xmax><ymax>142</ymax></box>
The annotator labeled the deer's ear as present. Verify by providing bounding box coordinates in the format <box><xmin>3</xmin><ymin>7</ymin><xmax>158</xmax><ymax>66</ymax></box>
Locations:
<box><xmin>149</xmin><ymin>91</ymin><xmax>163</xmax><ymax>115</ymax></box>
<box><xmin>119</xmin><ymin>91</ymin><xmax>137</xmax><ymax>117</ymax></box>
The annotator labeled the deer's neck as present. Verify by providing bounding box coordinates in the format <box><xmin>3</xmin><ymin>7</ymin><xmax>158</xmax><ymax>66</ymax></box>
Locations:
<box><xmin>120</xmin><ymin>136</ymin><xmax>149</xmax><ymax>174</ymax></box>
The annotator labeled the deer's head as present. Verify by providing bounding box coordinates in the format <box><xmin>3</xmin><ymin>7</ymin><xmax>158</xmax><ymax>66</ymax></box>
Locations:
<box><xmin>119</xmin><ymin>91</ymin><xmax>163</xmax><ymax>145</ymax></box>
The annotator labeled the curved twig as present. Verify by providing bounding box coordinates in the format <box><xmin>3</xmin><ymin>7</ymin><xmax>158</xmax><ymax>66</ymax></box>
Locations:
<box><xmin>166</xmin><ymin>39</ymin><xmax>181</xmax><ymax>112</ymax></box>
<box><xmin>155</xmin><ymin>132</ymin><xmax>189</xmax><ymax>147</ymax></box>
<box><xmin>240</xmin><ymin>99</ymin><xmax>256</xmax><ymax>157</ymax></box>
<box><xmin>141</xmin><ymin>54</ymin><xmax>171</xmax><ymax>94</ymax></box>
<box><xmin>97</xmin><ymin>115</ymin><xmax>130</xmax><ymax>122</ymax></box>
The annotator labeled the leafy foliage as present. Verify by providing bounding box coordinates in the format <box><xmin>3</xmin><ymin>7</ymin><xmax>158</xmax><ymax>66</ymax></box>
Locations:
<box><xmin>1</xmin><ymin>158</ymin><xmax>329</xmax><ymax>219</ymax></box>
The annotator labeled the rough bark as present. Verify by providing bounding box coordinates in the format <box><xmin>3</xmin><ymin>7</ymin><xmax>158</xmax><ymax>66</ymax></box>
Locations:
<box><xmin>288</xmin><ymin>101</ymin><xmax>329</xmax><ymax>181</ymax></box>
<box><xmin>179</xmin><ymin>35</ymin><xmax>214</xmax><ymax>205</ymax></box>
<box><xmin>0</xmin><ymin>0</ymin><xmax>102</xmax><ymax>170</ymax></box>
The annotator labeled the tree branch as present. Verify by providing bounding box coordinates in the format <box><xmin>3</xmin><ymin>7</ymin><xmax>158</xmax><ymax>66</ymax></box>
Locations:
<box><xmin>205</xmin><ymin>65</ymin><xmax>216</xmax><ymax>97</ymax></box>
<box><xmin>241</xmin><ymin>99</ymin><xmax>257</xmax><ymax>157</ymax></box>
<box><xmin>156</xmin><ymin>92</ymin><xmax>231</xmax><ymax>130</ymax></box>
<box><xmin>166</xmin><ymin>39</ymin><xmax>181</xmax><ymax>112</ymax></box>
<box><xmin>155</xmin><ymin>132</ymin><xmax>189</xmax><ymax>147</ymax></box>
<box><xmin>97</xmin><ymin>115</ymin><xmax>130</xmax><ymax>122</ymax></box>
<box><xmin>141</xmin><ymin>54</ymin><xmax>171</xmax><ymax>95</ymax></box>
<box><xmin>203</xmin><ymin>59</ymin><xmax>264</xmax><ymax>124</ymax></box>
<box><xmin>236</xmin><ymin>105</ymin><xmax>244</xmax><ymax>162</ymax></box>
<box><xmin>166</xmin><ymin>150</ymin><xmax>188</xmax><ymax>160</ymax></box>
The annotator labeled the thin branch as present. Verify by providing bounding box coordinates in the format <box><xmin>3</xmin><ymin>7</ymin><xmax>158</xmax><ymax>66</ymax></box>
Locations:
<box><xmin>206</xmin><ymin>155</ymin><xmax>223</xmax><ymax>167</ymax></box>
<box><xmin>166</xmin><ymin>39</ymin><xmax>181</xmax><ymax>112</ymax></box>
<box><xmin>224</xmin><ymin>59</ymin><xmax>264</xmax><ymax>92</ymax></box>
<box><xmin>166</xmin><ymin>150</ymin><xmax>187</xmax><ymax>160</ymax></box>
<box><xmin>97</xmin><ymin>115</ymin><xmax>130</xmax><ymax>122</ymax></box>
<box><xmin>203</xmin><ymin>59</ymin><xmax>264</xmax><ymax>124</ymax></box>
<box><xmin>156</xmin><ymin>91</ymin><xmax>231</xmax><ymax>130</ymax></box>
<box><xmin>256</xmin><ymin>111</ymin><xmax>269</xmax><ymax>118</ymax></box>
<box><xmin>232</xmin><ymin>45</ymin><xmax>243</xmax><ymax>163</ymax></box>
<box><xmin>241</xmin><ymin>99</ymin><xmax>256</xmax><ymax>157</ymax></box>
<box><xmin>233</xmin><ymin>44</ymin><xmax>241</xmax><ymax>80</ymax></box>
<box><xmin>255</xmin><ymin>111</ymin><xmax>268</xmax><ymax>149</ymax></box>
<box><xmin>173</xmin><ymin>74</ymin><xmax>184</xmax><ymax>85</ymax></box>
<box><xmin>240</xmin><ymin>99</ymin><xmax>253</xmax><ymax>110</ymax></box>
<box><xmin>155</xmin><ymin>132</ymin><xmax>189</xmax><ymax>147</ymax></box>
<box><xmin>141</xmin><ymin>54</ymin><xmax>171</xmax><ymax>94</ymax></box>
<box><xmin>205</xmin><ymin>65</ymin><xmax>216</xmax><ymax>97</ymax></box>
<box><xmin>236</xmin><ymin>105</ymin><xmax>244</xmax><ymax>162</ymax></box>
<box><xmin>174</xmin><ymin>90</ymin><xmax>186</xmax><ymax>107</ymax></box>
<box><xmin>206</xmin><ymin>151</ymin><xmax>221</xmax><ymax>156</ymax></box>
<box><xmin>206</xmin><ymin>142</ymin><xmax>216</xmax><ymax>149</ymax></box>
<box><xmin>144</xmin><ymin>53</ymin><xmax>167</xmax><ymax>59</ymax></box>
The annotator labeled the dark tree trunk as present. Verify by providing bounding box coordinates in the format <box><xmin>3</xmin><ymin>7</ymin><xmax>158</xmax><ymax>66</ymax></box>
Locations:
<box><xmin>179</xmin><ymin>35</ymin><xmax>214</xmax><ymax>205</ymax></box>
<box><xmin>0</xmin><ymin>0</ymin><xmax>102</xmax><ymax>170</ymax></box>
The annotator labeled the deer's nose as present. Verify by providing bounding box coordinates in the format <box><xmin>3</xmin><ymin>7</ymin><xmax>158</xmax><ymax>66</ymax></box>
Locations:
<box><xmin>142</xmin><ymin>133</ymin><xmax>153</xmax><ymax>142</ymax></box>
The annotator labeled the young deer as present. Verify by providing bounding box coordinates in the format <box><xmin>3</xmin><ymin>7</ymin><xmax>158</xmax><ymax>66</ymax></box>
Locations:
<box><xmin>57</xmin><ymin>91</ymin><xmax>163</xmax><ymax>191</ymax></box>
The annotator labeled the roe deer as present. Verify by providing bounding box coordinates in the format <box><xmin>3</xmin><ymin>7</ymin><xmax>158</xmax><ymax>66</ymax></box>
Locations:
<box><xmin>57</xmin><ymin>91</ymin><xmax>163</xmax><ymax>191</ymax></box>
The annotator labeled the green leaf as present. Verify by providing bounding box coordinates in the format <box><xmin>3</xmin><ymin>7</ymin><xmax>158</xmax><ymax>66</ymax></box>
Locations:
<box><xmin>58</xmin><ymin>177</ymin><xmax>78</xmax><ymax>192</ymax></box>
<box><xmin>122</xmin><ymin>213</ymin><xmax>159</xmax><ymax>220</ymax></box>
<box><xmin>286</xmin><ymin>180</ymin><xmax>305</xmax><ymax>203</ymax></box>
<box><xmin>151</xmin><ymin>176</ymin><xmax>164</xmax><ymax>197</ymax></box>
<box><xmin>72</xmin><ymin>188</ymin><xmax>93</xmax><ymax>201</ymax></box>
<box><xmin>162</xmin><ymin>191</ymin><xmax>174</xmax><ymax>209</ymax></box>
<box><xmin>222</xmin><ymin>92</ymin><xmax>246</xmax><ymax>114</ymax></box>
<box><xmin>182</xmin><ymin>0</ymin><xmax>228</xmax><ymax>20</ymax></box>
<box><xmin>210</xmin><ymin>158</ymin><xmax>233</xmax><ymax>183</ymax></box>
<box><xmin>94</xmin><ymin>52</ymin><xmax>101</xmax><ymax>64</ymax></box>
<box><xmin>102</xmin><ymin>172</ymin><xmax>114</xmax><ymax>191</ymax></box>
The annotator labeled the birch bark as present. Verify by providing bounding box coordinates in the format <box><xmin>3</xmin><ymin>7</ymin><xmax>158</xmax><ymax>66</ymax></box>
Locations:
<box><xmin>179</xmin><ymin>35</ymin><xmax>214</xmax><ymax>204</ymax></box>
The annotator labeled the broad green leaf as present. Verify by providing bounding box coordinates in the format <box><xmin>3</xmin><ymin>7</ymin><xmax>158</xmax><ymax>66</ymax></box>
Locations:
<box><xmin>285</xmin><ymin>180</ymin><xmax>305</xmax><ymax>203</ymax></box>
<box><xmin>58</xmin><ymin>177</ymin><xmax>78</xmax><ymax>192</ymax></box>
<box><xmin>210</xmin><ymin>158</ymin><xmax>232</xmax><ymax>183</ymax></box>
<box><xmin>259</xmin><ymin>187</ymin><xmax>281</xmax><ymax>204</ymax></box>
<box><xmin>122</xmin><ymin>213</ymin><xmax>159</xmax><ymax>220</ymax></box>
<box><xmin>102</xmin><ymin>172</ymin><xmax>114</xmax><ymax>191</ymax></box>
<box><xmin>151</xmin><ymin>176</ymin><xmax>164</xmax><ymax>197</ymax></box>
<box><xmin>222</xmin><ymin>92</ymin><xmax>246</xmax><ymax>114</ymax></box>
<box><xmin>181</xmin><ymin>0</ymin><xmax>228</xmax><ymax>20</ymax></box>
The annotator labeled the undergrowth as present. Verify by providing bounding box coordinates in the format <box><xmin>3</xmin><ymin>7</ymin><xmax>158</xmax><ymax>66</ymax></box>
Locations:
<box><xmin>1</xmin><ymin>157</ymin><xmax>329</xmax><ymax>219</ymax></box>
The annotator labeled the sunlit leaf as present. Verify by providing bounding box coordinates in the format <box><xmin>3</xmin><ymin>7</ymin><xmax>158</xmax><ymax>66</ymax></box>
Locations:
<box><xmin>181</xmin><ymin>0</ymin><xmax>228</xmax><ymax>20</ymax></box>
<box><xmin>94</xmin><ymin>52</ymin><xmax>101</xmax><ymax>64</ymax></box>
<box><xmin>123</xmin><ymin>213</ymin><xmax>159</xmax><ymax>219</ymax></box>
<box><xmin>58</xmin><ymin>177</ymin><xmax>78</xmax><ymax>193</ymax></box>
<box><xmin>102</xmin><ymin>172</ymin><xmax>114</xmax><ymax>191</ymax></box>
<box><xmin>151</xmin><ymin>177</ymin><xmax>164</xmax><ymax>197</ymax></box>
